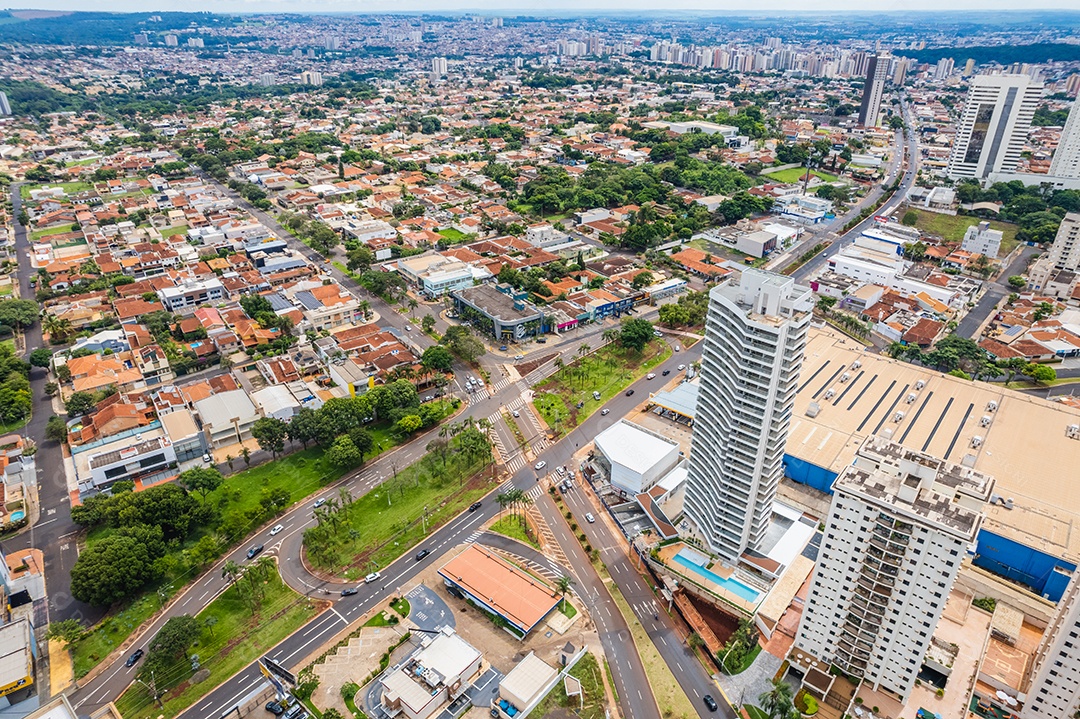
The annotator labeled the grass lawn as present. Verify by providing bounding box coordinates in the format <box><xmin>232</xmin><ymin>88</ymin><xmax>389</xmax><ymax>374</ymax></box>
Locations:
<box><xmin>115</xmin><ymin>572</ymin><xmax>319</xmax><ymax>719</ymax></box>
<box><xmin>30</xmin><ymin>224</ymin><xmax>77</xmax><ymax>241</ymax></box>
<box><xmin>0</xmin><ymin>284</ymin><xmax>13</xmax><ymax>296</ymax></box>
<box><xmin>603</xmin><ymin>566</ymin><xmax>698</xmax><ymax>719</ymax></box>
<box><xmin>159</xmin><ymin>224</ymin><xmax>189</xmax><ymax>239</ymax></box>
<box><xmin>391</xmin><ymin>597</ymin><xmax>410</xmax><ymax>617</ymax></box>
<box><xmin>558</xmin><ymin>599</ymin><xmax>578</xmax><ymax>620</ymax></box>
<box><xmin>364</xmin><ymin>610</ymin><xmax>401</xmax><ymax>628</ymax></box>
<box><xmin>908</xmin><ymin>208</ymin><xmax>1020</xmax><ymax>256</ymax></box>
<box><xmin>436</xmin><ymin>227</ymin><xmax>473</xmax><ymax>243</ymax></box>
<box><xmin>532</xmin><ymin>651</ymin><xmax>607</xmax><ymax>719</ymax></box>
<box><xmin>533</xmin><ymin>340</ymin><xmax>672</xmax><ymax>438</ymax></box>
<box><xmin>724</xmin><ymin>642</ymin><xmax>761</xmax><ymax>674</ymax></box>
<box><xmin>489</xmin><ymin>515</ymin><xmax>540</xmax><ymax>549</ymax></box>
<box><xmin>21</xmin><ymin>181</ymin><xmax>94</xmax><ymax>199</ymax></box>
<box><xmin>763</xmin><ymin>167</ymin><xmax>839</xmax><ymax>184</ymax></box>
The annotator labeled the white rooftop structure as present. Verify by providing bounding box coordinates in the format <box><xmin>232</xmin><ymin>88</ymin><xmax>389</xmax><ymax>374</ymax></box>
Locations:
<box><xmin>594</xmin><ymin>419</ymin><xmax>681</xmax><ymax>495</ymax></box>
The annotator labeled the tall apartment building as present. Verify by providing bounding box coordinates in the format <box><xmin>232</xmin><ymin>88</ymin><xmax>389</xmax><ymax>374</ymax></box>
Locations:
<box><xmin>164</xmin><ymin>34</ymin><xmax>178</xmax><ymax>46</ymax></box>
<box><xmin>258</xmin><ymin>73</ymin><xmax>276</xmax><ymax>88</ymax></box>
<box><xmin>858</xmin><ymin>55</ymin><xmax>888</xmax><ymax>127</ymax></box>
<box><xmin>791</xmin><ymin>437</ymin><xmax>993</xmax><ymax>702</ymax></box>
<box><xmin>946</xmin><ymin>74</ymin><xmax>1043</xmax><ymax>180</ymax></box>
<box><xmin>891</xmin><ymin>57</ymin><xmax>909</xmax><ymax>86</ymax></box>
<box><xmin>1028</xmin><ymin>212</ymin><xmax>1080</xmax><ymax>296</ymax></box>
<box><xmin>1050</xmin><ymin>100</ymin><xmax>1080</xmax><ymax>179</ymax></box>
<box><xmin>933</xmin><ymin>57</ymin><xmax>954</xmax><ymax>81</ymax></box>
<box><xmin>684</xmin><ymin>269</ymin><xmax>813</xmax><ymax>562</ymax></box>
<box><xmin>0</xmin><ymin>92</ymin><xmax>10</xmax><ymax>117</ymax></box>
<box><xmin>1022</xmin><ymin>570</ymin><xmax>1080</xmax><ymax>718</ymax></box>
<box><xmin>300</xmin><ymin>70</ymin><xmax>323</xmax><ymax>87</ymax></box>
<box><xmin>431</xmin><ymin>57</ymin><xmax>448</xmax><ymax>75</ymax></box>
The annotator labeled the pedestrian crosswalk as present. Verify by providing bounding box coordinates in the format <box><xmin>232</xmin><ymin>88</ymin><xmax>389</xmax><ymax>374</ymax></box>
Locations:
<box><xmin>524</xmin><ymin>484</ymin><xmax>545</xmax><ymax>500</ymax></box>
<box><xmin>490</xmin><ymin>378</ymin><xmax>513</xmax><ymax>394</ymax></box>
<box><xmin>505</xmin><ymin>455</ymin><xmax>526</xmax><ymax>473</ymax></box>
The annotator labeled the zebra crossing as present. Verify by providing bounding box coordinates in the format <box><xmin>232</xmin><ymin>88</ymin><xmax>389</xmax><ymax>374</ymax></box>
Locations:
<box><xmin>523</xmin><ymin>484</ymin><xmax>546</xmax><ymax>500</ymax></box>
<box><xmin>490</xmin><ymin>377</ymin><xmax>513</xmax><ymax>394</ymax></box>
<box><xmin>505</xmin><ymin>454</ymin><xmax>526</xmax><ymax>473</ymax></box>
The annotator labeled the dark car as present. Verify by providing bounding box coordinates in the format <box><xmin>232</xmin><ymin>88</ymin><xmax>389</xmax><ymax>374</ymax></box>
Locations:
<box><xmin>703</xmin><ymin>695</ymin><xmax>718</xmax><ymax>712</ymax></box>
<box><xmin>125</xmin><ymin>649</ymin><xmax>144</xmax><ymax>668</ymax></box>
<box><xmin>247</xmin><ymin>544</ymin><xmax>265</xmax><ymax>560</ymax></box>
<box><xmin>469</xmin><ymin>501</ymin><xmax>482</xmax><ymax>512</ymax></box>
<box><xmin>415</xmin><ymin>549</ymin><xmax>431</xmax><ymax>561</ymax></box>
<box><xmin>662</xmin><ymin>369</ymin><xmax>670</xmax><ymax>376</ymax></box>
<box><xmin>625</xmin><ymin>389</ymin><xmax>635</xmax><ymax>396</ymax></box>
<box><xmin>536</xmin><ymin>337</ymin><xmax>547</xmax><ymax>343</ymax></box>
<box><xmin>266</xmin><ymin>701</ymin><xmax>285</xmax><ymax>715</ymax></box>
<box><xmin>341</xmin><ymin>587</ymin><xmax>358</xmax><ymax>597</ymax></box>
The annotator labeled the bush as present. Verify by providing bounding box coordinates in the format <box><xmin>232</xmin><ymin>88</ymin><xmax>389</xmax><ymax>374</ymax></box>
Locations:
<box><xmin>340</xmin><ymin>681</ymin><xmax>360</xmax><ymax>701</ymax></box>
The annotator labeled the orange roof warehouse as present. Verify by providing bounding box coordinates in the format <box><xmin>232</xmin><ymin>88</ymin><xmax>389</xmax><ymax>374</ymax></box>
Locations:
<box><xmin>438</xmin><ymin>544</ymin><xmax>562</xmax><ymax>638</ymax></box>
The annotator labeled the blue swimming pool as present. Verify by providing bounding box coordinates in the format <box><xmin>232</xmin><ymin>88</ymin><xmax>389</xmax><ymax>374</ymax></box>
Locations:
<box><xmin>672</xmin><ymin>551</ymin><xmax>760</xmax><ymax>602</ymax></box>
<box><xmin>9</xmin><ymin>510</ymin><xmax>24</xmax><ymax>522</ymax></box>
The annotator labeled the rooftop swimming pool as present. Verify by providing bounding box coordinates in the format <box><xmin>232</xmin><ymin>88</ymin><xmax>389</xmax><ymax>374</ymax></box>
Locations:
<box><xmin>672</xmin><ymin>549</ymin><xmax>760</xmax><ymax>603</ymax></box>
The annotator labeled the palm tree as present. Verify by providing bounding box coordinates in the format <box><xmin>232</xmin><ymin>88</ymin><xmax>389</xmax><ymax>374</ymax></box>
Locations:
<box><xmin>577</xmin><ymin>343</ymin><xmax>590</xmax><ymax>387</ymax></box>
<box><xmin>497</xmin><ymin>491</ymin><xmax>513</xmax><ymax>518</ymax></box>
<box><xmin>758</xmin><ymin>679</ymin><xmax>796</xmax><ymax>719</ymax></box>
<box><xmin>555</xmin><ymin>575</ymin><xmax>573</xmax><ymax>610</ymax></box>
<box><xmin>554</xmin><ymin>357</ymin><xmax>564</xmax><ymax>375</ymax></box>
<box><xmin>43</xmin><ymin>315</ymin><xmax>73</xmax><ymax>341</ymax></box>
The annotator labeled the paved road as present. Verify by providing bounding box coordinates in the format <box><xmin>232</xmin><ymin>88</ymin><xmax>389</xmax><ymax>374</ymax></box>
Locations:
<box><xmin>0</xmin><ymin>184</ymin><xmax>103</xmax><ymax>628</ymax></box>
<box><xmin>955</xmin><ymin>246</ymin><xmax>1039</xmax><ymax>339</ymax></box>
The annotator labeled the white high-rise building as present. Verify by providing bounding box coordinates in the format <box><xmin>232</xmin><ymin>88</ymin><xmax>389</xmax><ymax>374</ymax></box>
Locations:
<box><xmin>946</xmin><ymin>74</ymin><xmax>1043</xmax><ymax>180</ymax></box>
<box><xmin>858</xmin><ymin>54</ymin><xmax>888</xmax><ymax>127</ymax></box>
<box><xmin>1022</xmin><ymin>570</ymin><xmax>1080</xmax><ymax>718</ymax></box>
<box><xmin>0</xmin><ymin>92</ymin><xmax>10</xmax><ymax>116</ymax></box>
<box><xmin>1028</xmin><ymin>213</ymin><xmax>1080</xmax><ymax>296</ymax></box>
<box><xmin>258</xmin><ymin>73</ymin><xmax>276</xmax><ymax>88</ymax></box>
<box><xmin>791</xmin><ymin>437</ymin><xmax>993</xmax><ymax>702</ymax></box>
<box><xmin>300</xmin><ymin>70</ymin><xmax>323</xmax><ymax>87</ymax></box>
<box><xmin>431</xmin><ymin>57</ymin><xmax>448</xmax><ymax>76</ymax></box>
<box><xmin>187</xmin><ymin>37</ymin><xmax>204</xmax><ymax>48</ymax></box>
<box><xmin>933</xmin><ymin>57</ymin><xmax>954</xmax><ymax>81</ymax></box>
<box><xmin>1050</xmin><ymin>100</ymin><xmax>1080</xmax><ymax>179</ymax></box>
<box><xmin>164</xmin><ymin>34</ymin><xmax>178</xmax><ymax>47</ymax></box>
<box><xmin>684</xmin><ymin>269</ymin><xmax>813</xmax><ymax>562</ymax></box>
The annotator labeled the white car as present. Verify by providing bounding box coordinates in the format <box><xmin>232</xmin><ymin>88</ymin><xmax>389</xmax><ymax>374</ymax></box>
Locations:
<box><xmin>202</xmin><ymin>453</ymin><xmax>212</xmax><ymax>463</ymax></box>
<box><xmin>270</xmin><ymin>524</ymin><xmax>284</xmax><ymax>536</ymax></box>
<box><xmin>601</xmin><ymin>409</ymin><xmax>610</xmax><ymax>416</ymax></box>
<box><xmin>677</xmin><ymin>364</ymin><xmax>686</xmax><ymax>371</ymax></box>
<box><xmin>515</xmin><ymin>354</ymin><xmax>524</xmax><ymax>360</ymax></box>
<box><xmin>534</xmin><ymin>461</ymin><xmax>547</xmax><ymax>471</ymax></box>
<box><xmin>512</xmin><ymin>410</ymin><xmax>520</xmax><ymax>418</ymax></box>
<box><xmin>364</xmin><ymin>572</ymin><xmax>381</xmax><ymax>584</ymax></box>
<box><xmin>646</xmin><ymin>373</ymin><xmax>656</xmax><ymax>380</ymax></box>
<box><xmin>585</xmin><ymin>513</ymin><xmax>596</xmax><ymax>523</ymax></box>
<box><xmin>405</xmin><ymin>324</ymin><xmax>412</xmax><ymax>331</ymax></box>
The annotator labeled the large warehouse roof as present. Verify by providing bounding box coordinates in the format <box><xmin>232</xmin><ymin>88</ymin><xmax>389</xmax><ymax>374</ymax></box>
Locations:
<box><xmin>790</xmin><ymin>328</ymin><xmax>1080</xmax><ymax>562</ymax></box>
<box><xmin>595</xmin><ymin>420</ymin><xmax>680</xmax><ymax>475</ymax></box>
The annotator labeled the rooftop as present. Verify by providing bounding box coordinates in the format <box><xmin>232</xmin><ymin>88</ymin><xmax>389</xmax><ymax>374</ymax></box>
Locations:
<box><xmin>595</xmin><ymin>419</ymin><xmax>680</xmax><ymax>475</ymax></box>
<box><xmin>453</xmin><ymin>284</ymin><xmax>543</xmax><ymax>323</ymax></box>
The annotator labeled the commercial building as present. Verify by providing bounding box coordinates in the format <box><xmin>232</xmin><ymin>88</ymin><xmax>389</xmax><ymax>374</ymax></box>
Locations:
<box><xmin>1023</xmin><ymin>570</ymin><xmax>1080</xmax><ymax>718</ymax></box>
<box><xmin>194</xmin><ymin>389</ymin><xmax>259</xmax><ymax>448</ymax></box>
<box><xmin>398</xmin><ymin>253</ymin><xmax>486</xmax><ymax>298</ymax></box>
<box><xmin>593</xmin><ymin>419</ymin><xmax>681</xmax><ymax>495</ymax></box>
<box><xmin>961</xmin><ymin>221</ymin><xmax>1003</xmax><ymax>258</ymax></box>
<box><xmin>438</xmin><ymin>544</ymin><xmax>562</xmax><ymax>638</ymax></box>
<box><xmin>451</xmin><ymin>284</ymin><xmax>544</xmax><ymax>341</ymax></box>
<box><xmin>947</xmin><ymin>75</ymin><xmax>1043</xmax><ymax>180</ymax></box>
<box><xmin>1050</xmin><ymin>99</ymin><xmax>1080</xmax><ymax>179</ymax></box>
<box><xmin>380</xmin><ymin>627</ymin><xmax>481</xmax><ymax>719</ymax></box>
<box><xmin>85</xmin><ymin>435</ymin><xmax>177</xmax><ymax>492</ymax></box>
<box><xmin>157</xmin><ymin>278</ymin><xmax>226</xmax><ymax>313</ymax></box>
<box><xmin>494</xmin><ymin>652</ymin><xmax>560</xmax><ymax>719</ymax></box>
<box><xmin>858</xmin><ymin>54</ymin><xmax>888</xmax><ymax>127</ymax></box>
<box><xmin>791</xmin><ymin>436</ymin><xmax>993</xmax><ymax>703</ymax></box>
<box><xmin>684</xmin><ymin>269</ymin><xmax>813</xmax><ymax>562</ymax></box>
<box><xmin>0</xmin><ymin>619</ymin><xmax>35</xmax><ymax>701</ymax></box>
<box><xmin>0</xmin><ymin>92</ymin><xmax>10</xmax><ymax>117</ymax></box>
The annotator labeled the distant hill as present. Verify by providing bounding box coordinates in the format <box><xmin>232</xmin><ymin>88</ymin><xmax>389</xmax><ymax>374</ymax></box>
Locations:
<box><xmin>906</xmin><ymin>43</ymin><xmax>1080</xmax><ymax>68</ymax></box>
<box><xmin>0</xmin><ymin>11</ymin><xmax>236</xmax><ymax>46</ymax></box>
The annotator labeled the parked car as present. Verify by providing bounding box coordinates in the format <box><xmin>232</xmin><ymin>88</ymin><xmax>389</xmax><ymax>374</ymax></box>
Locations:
<box><xmin>625</xmin><ymin>389</ymin><xmax>635</xmax><ymax>396</ymax></box>
<box><xmin>415</xmin><ymin>549</ymin><xmax>431</xmax><ymax>561</ymax></box>
<box><xmin>653</xmin><ymin>330</ymin><xmax>663</xmax><ymax>338</ymax></box>
<box><xmin>282</xmin><ymin>705</ymin><xmax>306</xmax><ymax>719</ymax></box>
<box><xmin>341</xmin><ymin>587</ymin><xmax>358</xmax><ymax>597</ymax></box>
<box><xmin>674</xmin><ymin>344</ymin><xmax>681</xmax><ymax>352</ymax></box>
<box><xmin>125</xmin><ymin>649</ymin><xmax>144</xmax><ymax>668</ymax></box>
<box><xmin>499</xmin><ymin>345</ymin><xmax>508</xmax><ymax>351</ymax></box>
<box><xmin>202</xmin><ymin>453</ymin><xmax>212</xmax><ymax>464</ymax></box>
<box><xmin>365</xmin><ymin>572</ymin><xmax>381</xmax><ymax>584</ymax></box>
<box><xmin>536</xmin><ymin>337</ymin><xmax>547</xmax><ymax>343</ymax></box>
<box><xmin>601</xmin><ymin>409</ymin><xmax>610</xmax><ymax>416</ymax></box>
<box><xmin>469</xmin><ymin>501</ymin><xmax>483</xmax><ymax>512</ymax></box>
<box><xmin>585</xmin><ymin>513</ymin><xmax>596</xmax><ymax>523</ymax></box>
<box><xmin>534</xmin><ymin>460</ymin><xmax>547</xmax><ymax>471</ymax></box>
<box><xmin>266</xmin><ymin>700</ymin><xmax>285</xmax><ymax>715</ymax></box>
<box><xmin>247</xmin><ymin>544</ymin><xmax>265</xmax><ymax>560</ymax></box>
<box><xmin>592</xmin><ymin>391</ymin><xmax>602</xmax><ymax>400</ymax></box>
<box><xmin>270</xmin><ymin>524</ymin><xmax>284</xmax><ymax>536</ymax></box>
<box><xmin>703</xmin><ymin>695</ymin><xmax>718</xmax><ymax>712</ymax></box>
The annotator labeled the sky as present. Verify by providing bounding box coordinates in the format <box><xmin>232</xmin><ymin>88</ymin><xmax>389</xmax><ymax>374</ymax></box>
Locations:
<box><xmin>18</xmin><ymin>0</ymin><xmax>1080</xmax><ymax>13</ymax></box>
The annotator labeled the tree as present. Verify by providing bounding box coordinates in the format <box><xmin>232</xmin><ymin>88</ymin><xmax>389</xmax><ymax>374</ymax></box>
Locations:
<box><xmin>178</xmin><ymin>466</ymin><xmax>223</xmax><ymax>502</ymax></box>
<box><xmin>997</xmin><ymin>356</ymin><xmax>1029</xmax><ymax>385</ymax></box>
<box><xmin>70</xmin><ymin>534</ymin><xmax>158</xmax><ymax>607</ymax></box>
<box><xmin>251</xmin><ymin>417</ymin><xmax>288</xmax><ymax>458</ymax></box>
<box><xmin>1026</xmin><ymin>363</ymin><xmax>1057</xmax><ymax>385</ymax></box>
<box><xmin>758</xmin><ymin>678</ymin><xmax>797</xmax><ymax>719</ymax></box>
<box><xmin>421</xmin><ymin>314</ymin><xmax>436</xmax><ymax>334</ymax></box>
<box><xmin>815</xmin><ymin>296</ymin><xmax>837</xmax><ymax>315</ymax></box>
<box><xmin>42</xmin><ymin>315</ymin><xmax>73</xmax><ymax>341</ymax></box>
<box><xmin>29</xmin><ymin>348</ymin><xmax>52</xmax><ymax>368</ymax></box>
<box><xmin>326</xmin><ymin>435</ymin><xmax>362</xmax><ymax>468</ymax></box>
<box><xmin>142</xmin><ymin>614</ymin><xmax>200</xmax><ymax>678</ymax></box>
<box><xmin>1008</xmin><ymin>275</ymin><xmax>1027</xmax><ymax>290</ymax></box>
<box><xmin>287</xmin><ymin>407</ymin><xmax>320</xmax><ymax>449</ymax></box>
<box><xmin>46</xmin><ymin>619</ymin><xmax>85</xmax><ymax>644</ymax></box>
<box><xmin>619</xmin><ymin>318</ymin><xmax>654</xmax><ymax>353</ymax></box>
<box><xmin>45</xmin><ymin>415</ymin><xmax>68</xmax><ymax>443</ymax></box>
<box><xmin>631</xmin><ymin>271</ymin><xmax>654</xmax><ymax>290</ymax></box>
<box><xmin>442</xmin><ymin>325</ymin><xmax>486</xmax><ymax>363</ymax></box>
<box><xmin>396</xmin><ymin>414</ymin><xmax>423</xmax><ymax>434</ymax></box>
<box><xmin>347</xmin><ymin>428</ymin><xmax>375</xmax><ymax>459</ymax></box>
<box><xmin>0</xmin><ymin>299</ymin><xmax>39</xmax><ymax>329</ymax></box>
<box><xmin>901</xmin><ymin>210</ymin><xmax>919</xmax><ymax>226</ymax></box>
<box><xmin>65</xmin><ymin>391</ymin><xmax>96</xmax><ymax>416</ymax></box>
<box><xmin>421</xmin><ymin>345</ymin><xmax>454</xmax><ymax>373</ymax></box>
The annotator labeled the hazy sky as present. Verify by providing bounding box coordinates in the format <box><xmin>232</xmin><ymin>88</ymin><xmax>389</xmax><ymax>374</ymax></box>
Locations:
<box><xmin>18</xmin><ymin>0</ymin><xmax>1080</xmax><ymax>13</ymax></box>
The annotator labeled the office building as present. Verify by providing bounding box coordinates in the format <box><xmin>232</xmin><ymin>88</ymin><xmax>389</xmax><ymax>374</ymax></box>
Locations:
<box><xmin>964</xmin><ymin>58</ymin><xmax>976</xmax><ymax>76</ymax></box>
<box><xmin>890</xmin><ymin>57</ymin><xmax>908</xmax><ymax>86</ymax></box>
<box><xmin>791</xmin><ymin>436</ymin><xmax>993</xmax><ymax>702</ymax></box>
<box><xmin>684</xmin><ymin>269</ymin><xmax>813</xmax><ymax>562</ymax></box>
<box><xmin>432</xmin><ymin>57</ymin><xmax>448</xmax><ymax>75</ymax></box>
<box><xmin>300</xmin><ymin>70</ymin><xmax>323</xmax><ymax>87</ymax></box>
<box><xmin>946</xmin><ymin>74</ymin><xmax>1043</xmax><ymax>180</ymax></box>
<box><xmin>1050</xmin><ymin>100</ymin><xmax>1080</xmax><ymax>179</ymax></box>
<box><xmin>960</xmin><ymin>221</ymin><xmax>1003</xmax><ymax>258</ymax></box>
<box><xmin>0</xmin><ymin>92</ymin><xmax>10</xmax><ymax>116</ymax></box>
<box><xmin>858</xmin><ymin>54</ymin><xmax>888</xmax><ymax>127</ymax></box>
<box><xmin>1022</xmin><ymin>570</ymin><xmax>1080</xmax><ymax>718</ymax></box>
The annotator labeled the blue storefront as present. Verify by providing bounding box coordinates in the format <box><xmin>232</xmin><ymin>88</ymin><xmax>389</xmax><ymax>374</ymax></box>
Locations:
<box><xmin>784</xmin><ymin>453</ymin><xmax>1075</xmax><ymax>602</ymax></box>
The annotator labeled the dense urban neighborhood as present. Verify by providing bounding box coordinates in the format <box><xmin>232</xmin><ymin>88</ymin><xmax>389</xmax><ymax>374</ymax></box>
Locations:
<box><xmin>1</xmin><ymin>8</ymin><xmax>1080</xmax><ymax>719</ymax></box>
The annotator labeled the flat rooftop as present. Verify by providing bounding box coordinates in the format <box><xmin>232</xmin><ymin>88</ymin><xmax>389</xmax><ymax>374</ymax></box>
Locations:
<box><xmin>595</xmin><ymin>420</ymin><xmax>680</xmax><ymax>475</ymax></box>
<box><xmin>790</xmin><ymin>327</ymin><xmax>1080</xmax><ymax>562</ymax></box>
<box><xmin>453</xmin><ymin>284</ymin><xmax>542</xmax><ymax>323</ymax></box>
